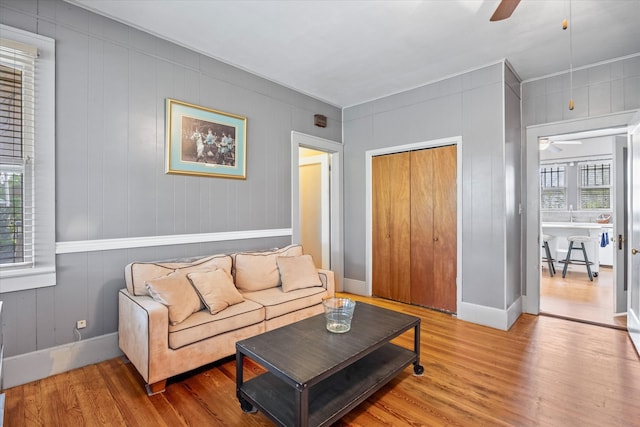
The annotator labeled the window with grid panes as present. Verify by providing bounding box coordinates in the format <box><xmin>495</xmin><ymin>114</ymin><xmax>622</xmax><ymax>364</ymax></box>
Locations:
<box><xmin>540</xmin><ymin>164</ymin><xmax>566</xmax><ymax>209</ymax></box>
<box><xmin>578</xmin><ymin>162</ymin><xmax>611</xmax><ymax>210</ymax></box>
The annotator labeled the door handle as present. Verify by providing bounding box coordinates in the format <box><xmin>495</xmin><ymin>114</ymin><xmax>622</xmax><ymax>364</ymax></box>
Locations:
<box><xmin>619</xmin><ymin>234</ymin><xmax>624</xmax><ymax>251</ymax></box>
<box><xmin>632</xmin><ymin>248</ymin><xmax>639</xmax><ymax>255</ymax></box>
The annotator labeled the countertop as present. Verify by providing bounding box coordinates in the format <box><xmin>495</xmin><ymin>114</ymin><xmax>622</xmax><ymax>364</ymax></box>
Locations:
<box><xmin>542</xmin><ymin>222</ymin><xmax>611</xmax><ymax>229</ymax></box>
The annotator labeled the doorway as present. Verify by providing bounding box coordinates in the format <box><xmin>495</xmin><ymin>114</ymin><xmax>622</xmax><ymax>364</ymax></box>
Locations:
<box><xmin>538</xmin><ymin>130</ymin><xmax>626</xmax><ymax>328</ymax></box>
<box><xmin>291</xmin><ymin>131</ymin><xmax>344</xmax><ymax>291</ymax></box>
<box><xmin>524</xmin><ymin>111</ymin><xmax>640</xmax><ymax>327</ymax></box>
<box><xmin>298</xmin><ymin>148</ymin><xmax>330</xmax><ymax>269</ymax></box>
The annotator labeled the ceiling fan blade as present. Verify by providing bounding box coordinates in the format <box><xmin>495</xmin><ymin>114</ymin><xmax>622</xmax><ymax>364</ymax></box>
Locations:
<box><xmin>552</xmin><ymin>140</ymin><xmax>582</xmax><ymax>145</ymax></box>
<box><xmin>539</xmin><ymin>139</ymin><xmax>564</xmax><ymax>153</ymax></box>
<box><xmin>540</xmin><ymin>142</ymin><xmax>563</xmax><ymax>153</ymax></box>
<box><xmin>490</xmin><ymin>0</ymin><xmax>521</xmax><ymax>22</ymax></box>
<box><xmin>547</xmin><ymin>144</ymin><xmax>563</xmax><ymax>153</ymax></box>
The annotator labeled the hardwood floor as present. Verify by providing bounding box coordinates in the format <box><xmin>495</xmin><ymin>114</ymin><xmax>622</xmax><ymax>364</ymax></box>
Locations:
<box><xmin>4</xmin><ymin>294</ymin><xmax>640</xmax><ymax>426</ymax></box>
<box><xmin>541</xmin><ymin>265</ymin><xmax>627</xmax><ymax>329</ymax></box>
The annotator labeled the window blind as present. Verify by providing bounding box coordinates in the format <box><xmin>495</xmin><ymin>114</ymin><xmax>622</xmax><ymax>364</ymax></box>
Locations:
<box><xmin>578</xmin><ymin>162</ymin><xmax>611</xmax><ymax>210</ymax></box>
<box><xmin>540</xmin><ymin>165</ymin><xmax>566</xmax><ymax>209</ymax></box>
<box><xmin>0</xmin><ymin>38</ymin><xmax>36</xmax><ymax>267</ymax></box>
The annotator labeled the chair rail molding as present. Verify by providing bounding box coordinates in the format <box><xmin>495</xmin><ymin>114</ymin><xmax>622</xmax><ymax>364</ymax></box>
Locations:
<box><xmin>56</xmin><ymin>228</ymin><xmax>292</xmax><ymax>254</ymax></box>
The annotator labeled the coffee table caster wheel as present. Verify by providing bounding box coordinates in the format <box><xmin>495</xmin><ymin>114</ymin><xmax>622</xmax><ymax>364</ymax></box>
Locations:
<box><xmin>240</xmin><ymin>399</ymin><xmax>257</xmax><ymax>413</ymax></box>
<box><xmin>593</xmin><ymin>272</ymin><xmax>598</xmax><ymax>277</ymax></box>
<box><xmin>413</xmin><ymin>364</ymin><xmax>424</xmax><ymax>376</ymax></box>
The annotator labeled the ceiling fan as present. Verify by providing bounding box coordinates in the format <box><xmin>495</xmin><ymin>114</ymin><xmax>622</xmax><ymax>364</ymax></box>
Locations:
<box><xmin>490</xmin><ymin>0</ymin><xmax>521</xmax><ymax>22</ymax></box>
<box><xmin>539</xmin><ymin>137</ymin><xmax>583</xmax><ymax>152</ymax></box>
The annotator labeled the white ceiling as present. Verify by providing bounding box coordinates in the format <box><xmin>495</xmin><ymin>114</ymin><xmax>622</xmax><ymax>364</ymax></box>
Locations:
<box><xmin>65</xmin><ymin>0</ymin><xmax>640</xmax><ymax>108</ymax></box>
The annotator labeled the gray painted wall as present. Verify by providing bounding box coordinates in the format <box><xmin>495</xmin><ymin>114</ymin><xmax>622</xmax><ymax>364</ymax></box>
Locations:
<box><xmin>343</xmin><ymin>62</ymin><xmax>510</xmax><ymax>310</ymax></box>
<box><xmin>522</xmin><ymin>55</ymin><xmax>640</xmax><ymax>128</ymax></box>
<box><xmin>0</xmin><ymin>0</ymin><xmax>341</xmax><ymax>358</ymax></box>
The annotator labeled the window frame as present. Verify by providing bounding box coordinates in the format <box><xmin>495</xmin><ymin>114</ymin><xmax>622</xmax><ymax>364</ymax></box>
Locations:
<box><xmin>0</xmin><ymin>25</ymin><xmax>55</xmax><ymax>293</ymax></box>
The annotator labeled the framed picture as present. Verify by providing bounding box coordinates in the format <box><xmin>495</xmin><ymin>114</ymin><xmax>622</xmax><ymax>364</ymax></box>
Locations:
<box><xmin>165</xmin><ymin>98</ymin><xmax>247</xmax><ymax>179</ymax></box>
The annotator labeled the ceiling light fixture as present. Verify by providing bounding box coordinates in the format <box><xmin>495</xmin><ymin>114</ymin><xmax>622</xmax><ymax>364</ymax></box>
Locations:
<box><xmin>539</xmin><ymin>139</ymin><xmax>551</xmax><ymax>151</ymax></box>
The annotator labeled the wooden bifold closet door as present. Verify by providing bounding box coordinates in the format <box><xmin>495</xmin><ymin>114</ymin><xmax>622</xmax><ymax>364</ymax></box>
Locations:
<box><xmin>372</xmin><ymin>151</ymin><xmax>412</xmax><ymax>303</ymax></box>
<box><xmin>372</xmin><ymin>145</ymin><xmax>457</xmax><ymax>313</ymax></box>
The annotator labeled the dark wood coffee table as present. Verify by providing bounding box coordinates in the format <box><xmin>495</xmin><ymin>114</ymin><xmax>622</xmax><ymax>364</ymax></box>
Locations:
<box><xmin>235</xmin><ymin>301</ymin><xmax>423</xmax><ymax>427</ymax></box>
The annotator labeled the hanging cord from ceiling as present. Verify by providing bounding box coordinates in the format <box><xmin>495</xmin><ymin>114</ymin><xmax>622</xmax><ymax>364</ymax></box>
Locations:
<box><xmin>563</xmin><ymin>0</ymin><xmax>575</xmax><ymax>111</ymax></box>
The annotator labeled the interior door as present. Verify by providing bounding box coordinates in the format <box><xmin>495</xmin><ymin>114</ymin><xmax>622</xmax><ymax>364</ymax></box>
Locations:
<box><xmin>628</xmin><ymin>113</ymin><xmax>640</xmax><ymax>353</ymax></box>
<box><xmin>372</xmin><ymin>153</ymin><xmax>411</xmax><ymax>303</ymax></box>
<box><xmin>613</xmin><ymin>138</ymin><xmax>627</xmax><ymax>314</ymax></box>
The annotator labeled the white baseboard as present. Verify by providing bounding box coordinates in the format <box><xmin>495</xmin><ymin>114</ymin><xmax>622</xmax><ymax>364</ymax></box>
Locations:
<box><xmin>628</xmin><ymin>308</ymin><xmax>640</xmax><ymax>352</ymax></box>
<box><xmin>342</xmin><ymin>278</ymin><xmax>368</xmax><ymax>296</ymax></box>
<box><xmin>457</xmin><ymin>298</ymin><xmax>522</xmax><ymax>331</ymax></box>
<box><xmin>341</xmin><ymin>279</ymin><xmax>524</xmax><ymax>331</ymax></box>
<box><xmin>2</xmin><ymin>333</ymin><xmax>122</xmax><ymax>390</ymax></box>
<box><xmin>506</xmin><ymin>297</ymin><xmax>523</xmax><ymax>329</ymax></box>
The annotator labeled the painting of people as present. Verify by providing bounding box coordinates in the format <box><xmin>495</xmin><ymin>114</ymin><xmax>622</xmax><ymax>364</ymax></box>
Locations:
<box><xmin>165</xmin><ymin>99</ymin><xmax>246</xmax><ymax>179</ymax></box>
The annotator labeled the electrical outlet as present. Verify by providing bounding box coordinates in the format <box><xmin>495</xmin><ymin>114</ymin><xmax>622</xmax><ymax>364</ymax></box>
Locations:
<box><xmin>76</xmin><ymin>320</ymin><xmax>87</xmax><ymax>329</ymax></box>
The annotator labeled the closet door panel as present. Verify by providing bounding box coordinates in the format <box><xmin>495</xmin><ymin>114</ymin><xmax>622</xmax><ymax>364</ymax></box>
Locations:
<box><xmin>410</xmin><ymin>149</ymin><xmax>435</xmax><ymax>307</ymax></box>
<box><xmin>432</xmin><ymin>145</ymin><xmax>458</xmax><ymax>312</ymax></box>
<box><xmin>372</xmin><ymin>155</ymin><xmax>391</xmax><ymax>298</ymax></box>
<box><xmin>372</xmin><ymin>153</ymin><xmax>411</xmax><ymax>303</ymax></box>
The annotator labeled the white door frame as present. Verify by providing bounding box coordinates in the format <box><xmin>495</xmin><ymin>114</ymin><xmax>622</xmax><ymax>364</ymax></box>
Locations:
<box><xmin>291</xmin><ymin>131</ymin><xmax>344</xmax><ymax>291</ymax></box>
<box><xmin>524</xmin><ymin>111</ymin><xmax>639</xmax><ymax>314</ymax></box>
<box><xmin>627</xmin><ymin>112</ymin><xmax>640</xmax><ymax>353</ymax></box>
<box><xmin>365</xmin><ymin>136</ymin><xmax>463</xmax><ymax>301</ymax></box>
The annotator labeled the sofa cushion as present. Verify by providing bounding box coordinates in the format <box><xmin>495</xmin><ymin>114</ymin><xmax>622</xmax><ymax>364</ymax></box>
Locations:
<box><xmin>241</xmin><ymin>285</ymin><xmax>328</xmax><ymax>320</ymax></box>
<box><xmin>126</xmin><ymin>254</ymin><xmax>232</xmax><ymax>296</ymax></box>
<box><xmin>277</xmin><ymin>254</ymin><xmax>322</xmax><ymax>292</ymax></box>
<box><xmin>145</xmin><ymin>270</ymin><xmax>204</xmax><ymax>325</ymax></box>
<box><xmin>187</xmin><ymin>269</ymin><xmax>245</xmax><ymax>315</ymax></box>
<box><xmin>168</xmin><ymin>299</ymin><xmax>265</xmax><ymax>349</ymax></box>
<box><xmin>234</xmin><ymin>244</ymin><xmax>303</xmax><ymax>292</ymax></box>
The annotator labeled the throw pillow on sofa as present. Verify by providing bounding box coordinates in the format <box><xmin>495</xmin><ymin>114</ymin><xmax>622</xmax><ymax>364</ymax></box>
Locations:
<box><xmin>234</xmin><ymin>244</ymin><xmax>303</xmax><ymax>291</ymax></box>
<box><xmin>145</xmin><ymin>270</ymin><xmax>204</xmax><ymax>325</ymax></box>
<box><xmin>277</xmin><ymin>254</ymin><xmax>322</xmax><ymax>292</ymax></box>
<box><xmin>187</xmin><ymin>269</ymin><xmax>245</xmax><ymax>315</ymax></box>
<box><xmin>127</xmin><ymin>254</ymin><xmax>232</xmax><ymax>296</ymax></box>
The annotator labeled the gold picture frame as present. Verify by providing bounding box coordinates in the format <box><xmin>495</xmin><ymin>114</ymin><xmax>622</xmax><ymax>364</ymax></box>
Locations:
<box><xmin>165</xmin><ymin>98</ymin><xmax>247</xmax><ymax>179</ymax></box>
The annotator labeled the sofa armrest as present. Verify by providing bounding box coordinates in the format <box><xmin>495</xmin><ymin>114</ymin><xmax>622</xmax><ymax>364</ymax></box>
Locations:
<box><xmin>317</xmin><ymin>269</ymin><xmax>335</xmax><ymax>296</ymax></box>
<box><xmin>118</xmin><ymin>289</ymin><xmax>169</xmax><ymax>386</ymax></box>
